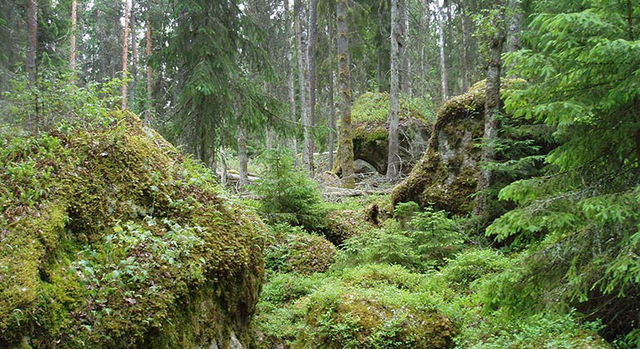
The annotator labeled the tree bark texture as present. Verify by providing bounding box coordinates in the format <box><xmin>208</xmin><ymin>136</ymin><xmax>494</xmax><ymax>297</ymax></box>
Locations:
<box><xmin>474</xmin><ymin>4</ymin><xmax>506</xmax><ymax>219</ymax></box>
<box><xmin>26</xmin><ymin>0</ymin><xmax>38</xmax><ymax>129</ymax></box>
<box><xmin>129</xmin><ymin>7</ymin><xmax>138</xmax><ymax>110</ymax></box>
<box><xmin>145</xmin><ymin>12</ymin><xmax>153</xmax><ymax>124</ymax></box>
<box><xmin>399</xmin><ymin>0</ymin><xmax>411</xmax><ymax>95</ymax></box>
<box><xmin>294</xmin><ymin>0</ymin><xmax>309</xmax><ymax>170</ymax></box>
<box><xmin>238</xmin><ymin>124</ymin><xmax>249</xmax><ymax>188</ymax></box>
<box><xmin>305</xmin><ymin>0</ymin><xmax>318</xmax><ymax>175</ymax></box>
<box><xmin>328</xmin><ymin>16</ymin><xmax>337</xmax><ymax>171</ymax></box>
<box><xmin>284</xmin><ymin>0</ymin><xmax>298</xmax><ymax>164</ymax></box>
<box><xmin>505</xmin><ymin>0</ymin><xmax>523</xmax><ymax>53</ymax></box>
<box><xmin>121</xmin><ymin>0</ymin><xmax>132</xmax><ymax>110</ymax></box>
<box><xmin>337</xmin><ymin>0</ymin><xmax>355</xmax><ymax>189</ymax></box>
<box><xmin>387</xmin><ymin>0</ymin><xmax>401</xmax><ymax>180</ymax></box>
<box><xmin>70</xmin><ymin>0</ymin><xmax>77</xmax><ymax>72</ymax></box>
<box><xmin>437</xmin><ymin>2</ymin><xmax>449</xmax><ymax>102</ymax></box>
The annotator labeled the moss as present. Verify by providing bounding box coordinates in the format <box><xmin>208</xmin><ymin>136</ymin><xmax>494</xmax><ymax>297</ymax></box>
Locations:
<box><xmin>265</xmin><ymin>224</ymin><xmax>336</xmax><ymax>275</ymax></box>
<box><xmin>391</xmin><ymin>79</ymin><xmax>527</xmax><ymax>214</ymax></box>
<box><xmin>0</xmin><ymin>112</ymin><xmax>264</xmax><ymax>348</ymax></box>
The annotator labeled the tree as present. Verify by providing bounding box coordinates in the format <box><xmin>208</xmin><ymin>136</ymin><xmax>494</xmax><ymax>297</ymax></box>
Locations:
<box><xmin>386</xmin><ymin>0</ymin><xmax>401</xmax><ymax>180</ymax></box>
<box><xmin>128</xmin><ymin>4</ymin><xmax>138</xmax><ymax>110</ymax></box>
<box><xmin>26</xmin><ymin>0</ymin><xmax>38</xmax><ymax>128</ymax></box>
<box><xmin>305</xmin><ymin>0</ymin><xmax>318</xmax><ymax>175</ymax></box>
<box><xmin>70</xmin><ymin>0</ymin><xmax>77</xmax><ymax>73</ymax></box>
<box><xmin>474</xmin><ymin>3</ymin><xmax>506</xmax><ymax>219</ymax></box>
<box><xmin>336</xmin><ymin>0</ymin><xmax>354</xmax><ymax>189</ymax></box>
<box><xmin>437</xmin><ymin>0</ymin><xmax>449</xmax><ymax>102</ymax></box>
<box><xmin>327</xmin><ymin>14</ymin><xmax>337</xmax><ymax>170</ymax></box>
<box><xmin>144</xmin><ymin>10</ymin><xmax>152</xmax><ymax>124</ymax></box>
<box><xmin>121</xmin><ymin>0</ymin><xmax>132</xmax><ymax>110</ymax></box>
<box><xmin>285</xmin><ymin>0</ymin><xmax>298</xmax><ymax>165</ymax></box>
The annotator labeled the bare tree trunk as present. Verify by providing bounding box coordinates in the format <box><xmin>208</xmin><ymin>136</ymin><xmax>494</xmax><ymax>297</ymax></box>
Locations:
<box><xmin>337</xmin><ymin>0</ymin><xmax>355</xmax><ymax>189</ymax></box>
<box><xmin>387</xmin><ymin>0</ymin><xmax>401</xmax><ymax>180</ymax></box>
<box><xmin>460</xmin><ymin>3</ymin><xmax>473</xmax><ymax>91</ymax></box>
<box><xmin>70</xmin><ymin>0</ymin><xmax>77</xmax><ymax>73</ymax></box>
<box><xmin>474</xmin><ymin>4</ymin><xmax>506</xmax><ymax>219</ymax></box>
<box><xmin>305</xmin><ymin>0</ymin><xmax>318</xmax><ymax>175</ymax></box>
<box><xmin>437</xmin><ymin>1</ymin><xmax>449</xmax><ymax>102</ymax></box>
<box><xmin>145</xmin><ymin>11</ymin><xmax>153</xmax><ymax>124</ymax></box>
<box><xmin>328</xmin><ymin>17</ymin><xmax>337</xmax><ymax>170</ymax></box>
<box><xmin>238</xmin><ymin>124</ymin><xmax>249</xmax><ymax>189</ymax></box>
<box><xmin>121</xmin><ymin>0</ymin><xmax>132</xmax><ymax>110</ymax></box>
<box><xmin>284</xmin><ymin>0</ymin><xmax>298</xmax><ymax>164</ymax></box>
<box><xmin>129</xmin><ymin>7</ymin><xmax>137</xmax><ymax>110</ymax></box>
<box><xmin>505</xmin><ymin>0</ymin><xmax>523</xmax><ymax>53</ymax></box>
<box><xmin>399</xmin><ymin>0</ymin><xmax>411</xmax><ymax>95</ymax></box>
<box><xmin>26</xmin><ymin>0</ymin><xmax>38</xmax><ymax>129</ymax></box>
<box><xmin>294</xmin><ymin>0</ymin><xmax>309</xmax><ymax>170</ymax></box>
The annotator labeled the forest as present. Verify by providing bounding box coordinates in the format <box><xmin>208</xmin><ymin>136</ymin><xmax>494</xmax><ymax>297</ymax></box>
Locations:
<box><xmin>0</xmin><ymin>0</ymin><xmax>639</xmax><ymax>348</ymax></box>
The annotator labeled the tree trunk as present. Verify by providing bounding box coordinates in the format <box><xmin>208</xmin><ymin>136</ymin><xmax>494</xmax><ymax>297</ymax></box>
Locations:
<box><xmin>305</xmin><ymin>0</ymin><xmax>318</xmax><ymax>175</ymax></box>
<box><xmin>26</xmin><ymin>0</ymin><xmax>38</xmax><ymax>129</ymax></box>
<box><xmin>328</xmin><ymin>16</ymin><xmax>337</xmax><ymax>171</ymax></box>
<box><xmin>294</xmin><ymin>0</ymin><xmax>309</xmax><ymax>170</ymax></box>
<box><xmin>121</xmin><ymin>0</ymin><xmax>132</xmax><ymax>110</ymax></box>
<box><xmin>129</xmin><ymin>7</ymin><xmax>138</xmax><ymax>110</ymax></box>
<box><xmin>70</xmin><ymin>0</ymin><xmax>77</xmax><ymax>73</ymax></box>
<box><xmin>284</xmin><ymin>0</ymin><xmax>298</xmax><ymax>165</ymax></box>
<box><xmin>460</xmin><ymin>3</ymin><xmax>473</xmax><ymax>91</ymax></box>
<box><xmin>145</xmin><ymin>11</ymin><xmax>153</xmax><ymax>124</ymax></box>
<box><xmin>387</xmin><ymin>0</ymin><xmax>401</xmax><ymax>180</ymax></box>
<box><xmin>238</xmin><ymin>124</ymin><xmax>249</xmax><ymax>189</ymax></box>
<box><xmin>474</xmin><ymin>4</ymin><xmax>506</xmax><ymax>219</ymax></box>
<box><xmin>437</xmin><ymin>2</ymin><xmax>449</xmax><ymax>102</ymax></box>
<box><xmin>399</xmin><ymin>0</ymin><xmax>411</xmax><ymax>95</ymax></box>
<box><xmin>505</xmin><ymin>0</ymin><xmax>523</xmax><ymax>53</ymax></box>
<box><xmin>337</xmin><ymin>0</ymin><xmax>355</xmax><ymax>189</ymax></box>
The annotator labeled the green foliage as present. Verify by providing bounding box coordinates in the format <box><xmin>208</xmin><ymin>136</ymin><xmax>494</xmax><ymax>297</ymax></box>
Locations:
<box><xmin>440</xmin><ymin>249</ymin><xmax>511</xmax><ymax>291</ymax></box>
<box><xmin>251</xmin><ymin>150</ymin><xmax>327</xmax><ymax>230</ymax></box>
<box><xmin>1</xmin><ymin>70</ymin><xmax>122</xmax><ymax>130</ymax></box>
<box><xmin>340</xmin><ymin>205</ymin><xmax>464</xmax><ymax>271</ymax></box>
<box><xmin>350</xmin><ymin>92</ymin><xmax>430</xmax><ymax>124</ymax></box>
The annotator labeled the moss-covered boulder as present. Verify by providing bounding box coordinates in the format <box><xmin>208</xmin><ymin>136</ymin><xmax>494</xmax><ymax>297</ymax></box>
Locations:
<box><xmin>0</xmin><ymin>113</ymin><xmax>264</xmax><ymax>348</ymax></box>
<box><xmin>391</xmin><ymin>80</ymin><xmax>548</xmax><ymax>214</ymax></box>
<box><xmin>295</xmin><ymin>264</ymin><xmax>456</xmax><ymax>349</ymax></box>
<box><xmin>338</xmin><ymin>92</ymin><xmax>432</xmax><ymax>174</ymax></box>
<box><xmin>265</xmin><ymin>224</ymin><xmax>336</xmax><ymax>275</ymax></box>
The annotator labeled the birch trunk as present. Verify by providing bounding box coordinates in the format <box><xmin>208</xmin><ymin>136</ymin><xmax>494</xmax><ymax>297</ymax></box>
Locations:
<box><xmin>129</xmin><ymin>8</ymin><xmax>137</xmax><ymax>110</ymax></box>
<box><xmin>284</xmin><ymin>0</ymin><xmax>298</xmax><ymax>164</ymax></box>
<box><xmin>26</xmin><ymin>0</ymin><xmax>38</xmax><ymax>129</ymax></box>
<box><xmin>305</xmin><ymin>0</ymin><xmax>318</xmax><ymax>175</ymax></box>
<box><xmin>238</xmin><ymin>125</ymin><xmax>249</xmax><ymax>189</ymax></box>
<box><xmin>70</xmin><ymin>0</ymin><xmax>77</xmax><ymax>73</ymax></box>
<box><xmin>145</xmin><ymin>12</ymin><xmax>153</xmax><ymax>124</ymax></box>
<box><xmin>399</xmin><ymin>0</ymin><xmax>411</xmax><ymax>95</ymax></box>
<box><xmin>294</xmin><ymin>0</ymin><xmax>309</xmax><ymax>170</ymax></box>
<box><xmin>437</xmin><ymin>1</ymin><xmax>449</xmax><ymax>102</ymax></box>
<box><xmin>328</xmin><ymin>18</ymin><xmax>337</xmax><ymax>170</ymax></box>
<box><xmin>337</xmin><ymin>0</ymin><xmax>355</xmax><ymax>189</ymax></box>
<box><xmin>387</xmin><ymin>0</ymin><xmax>401</xmax><ymax>180</ymax></box>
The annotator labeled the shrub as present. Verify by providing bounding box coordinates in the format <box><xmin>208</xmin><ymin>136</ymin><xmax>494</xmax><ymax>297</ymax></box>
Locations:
<box><xmin>251</xmin><ymin>150</ymin><xmax>326</xmax><ymax>230</ymax></box>
<box><xmin>440</xmin><ymin>249</ymin><xmax>511</xmax><ymax>290</ymax></box>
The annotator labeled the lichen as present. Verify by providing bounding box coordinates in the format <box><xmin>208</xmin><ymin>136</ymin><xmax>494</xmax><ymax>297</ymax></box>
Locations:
<box><xmin>0</xmin><ymin>112</ymin><xmax>264</xmax><ymax>348</ymax></box>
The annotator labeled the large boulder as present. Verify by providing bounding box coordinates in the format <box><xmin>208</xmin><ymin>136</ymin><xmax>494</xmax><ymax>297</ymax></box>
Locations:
<box><xmin>0</xmin><ymin>113</ymin><xmax>264</xmax><ymax>348</ymax></box>
<box><xmin>391</xmin><ymin>80</ymin><xmax>549</xmax><ymax>215</ymax></box>
<box><xmin>337</xmin><ymin>92</ymin><xmax>432</xmax><ymax>175</ymax></box>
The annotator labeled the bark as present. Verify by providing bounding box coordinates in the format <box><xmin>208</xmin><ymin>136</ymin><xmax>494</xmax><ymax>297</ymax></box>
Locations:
<box><xmin>387</xmin><ymin>0</ymin><xmax>401</xmax><ymax>180</ymax></box>
<box><xmin>337</xmin><ymin>0</ymin><xmax>355</xmax><ymax>189</ymax></box>
<box><xmin>474</xmin><ymin>4</ymin><xmax>506</xmax><ymax>219</ymax></box>
<box><xmin>237</xmin><ymin>125</ymin><xmax>249</xmax><ymax>189</ymax></box>
<box><xmin>129</xmin><ymin>7</ymin><xmax>138</xmax><ymax>110</ymax></box>
<box><xmin>284</xmin><ymin>0</ymin><xmax>298</xmax><ymax>164</ymax></box>
<box><xmin>437</xmin><ymin>1</ymin><xmax>449</xmax><ymax>102</ymax></box>
<box><xmin>399</xmin><ymin>0</ymin><xmax>411</xmax><ymax>95</ymax></box>
<box><xmin>505</xmin><ymin>0</ymin><xmax>523</xmax><ymax>53</ymax></box>
<box><xmin>328</xmin><ymin>17</ymin><xmax>337</xmax><ymax>171</ymax></box>
<box><xmin>294</xmin><ymin>0</ymin><xmax>309</xmax><ymax>170</ymax></box>
<box><xmin>70</xmin><ymin>0</ymin><xmax>77</xmax><ymax>73</ymax></box>
<box><xmin>26</xmin><ymin>0</ymin><xmax>38</xmax><ymax>129</ymax></box>
<box><xmin>305</xmin><ymin>0</ymin><xmax>318</xmax><ymax>175</ymax></box>
<box><xmin>121</xmin><ymin>0</ymin><xmax>132</xmax><ymax>110</ymax></box>
<box><xmin>145</xmin><ymin>12</ymin><xmax>153</xmax><ymax>124</ymax></box>
<box><xmin>460</xmin><ymin>2</ymin><xmax>473</xmax><ymax>91</ymax></box>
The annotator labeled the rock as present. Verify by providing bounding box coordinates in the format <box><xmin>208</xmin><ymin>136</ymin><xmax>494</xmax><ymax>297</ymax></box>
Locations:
<box><xmin>391</xmin><ymin>79</ymin><xmax>550</xmax><ymax>215</ymax></box>
<box><xmin>265</xmin><ymin>224</ymin><xmax>336</xmax><ymax>275</ymax></box>
<box><xmin>334</xmin><ymin>92</ymin><xmax>432</xmax><ymax>175</ymax></box>
<box><xmin>0</xmin><ymin>112</ymin><xmax>264</xmax><ymax>348</ymax></box>
<box><xmin>354</xmin><ymin>159</ymin><xmax>377</xmax><ymax>174</ymax></box>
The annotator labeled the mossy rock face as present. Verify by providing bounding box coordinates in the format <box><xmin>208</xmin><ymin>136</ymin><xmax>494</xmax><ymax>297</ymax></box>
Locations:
<box><xmin>0</xmin><ymin>112</ymin><xmax>264</xmax><ymax>348</ymax></box>
<box><xmin>339</xmin><ymin>92</ymin><xmax>432</xmax><ymax>174</ymax></box>
<box><xmin>391</xmin><ymin>79</ymin><xmax>539</xmax><ymax>214</ymax></box>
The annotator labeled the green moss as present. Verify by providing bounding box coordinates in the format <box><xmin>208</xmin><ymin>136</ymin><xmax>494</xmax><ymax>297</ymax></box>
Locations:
<box><xmin>265</xmin><ymin>224</ymin><xmax>336</xmax><ymax>275</ymax></box>
<box><xmin>0</xmin><ymin>112</ymin><xmax>264</xmax><ymax>348</ymax></box>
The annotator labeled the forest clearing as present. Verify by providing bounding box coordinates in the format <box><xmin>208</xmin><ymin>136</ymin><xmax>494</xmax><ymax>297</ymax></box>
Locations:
<box><xmin>0</xmin><ymin>0</ymin><xmax>639</xmax><ymax>348</ymax></box>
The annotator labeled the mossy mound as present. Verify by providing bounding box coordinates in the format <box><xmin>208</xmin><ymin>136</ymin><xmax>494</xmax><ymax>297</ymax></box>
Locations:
<box><xmin>337</xmin><ymin>92</ymin><xmax>432</xmax><ymax>174</ymax></box>
<box><xmin>265</xmin><ymin>224</ymin><xmax>336</xmax><ymax>275</ymax></box>
<box><xmin>295</xmin><ymin>264</ymin><xmax>456</xmax><ymax>349</ymax></box>
<box><xmin>323</xmin><ymin>209</ymin><xmax>374</xmax><ymax>246</ymax></box>
<box><xmin>391</xmin><ymin>79</ymin><xmax>542</xmax><ymax>214</ymax></box>
<box><xmin>0</xmin><ymin>112</ymin><xmax>264</xmax><ymax>348</ymax></box>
